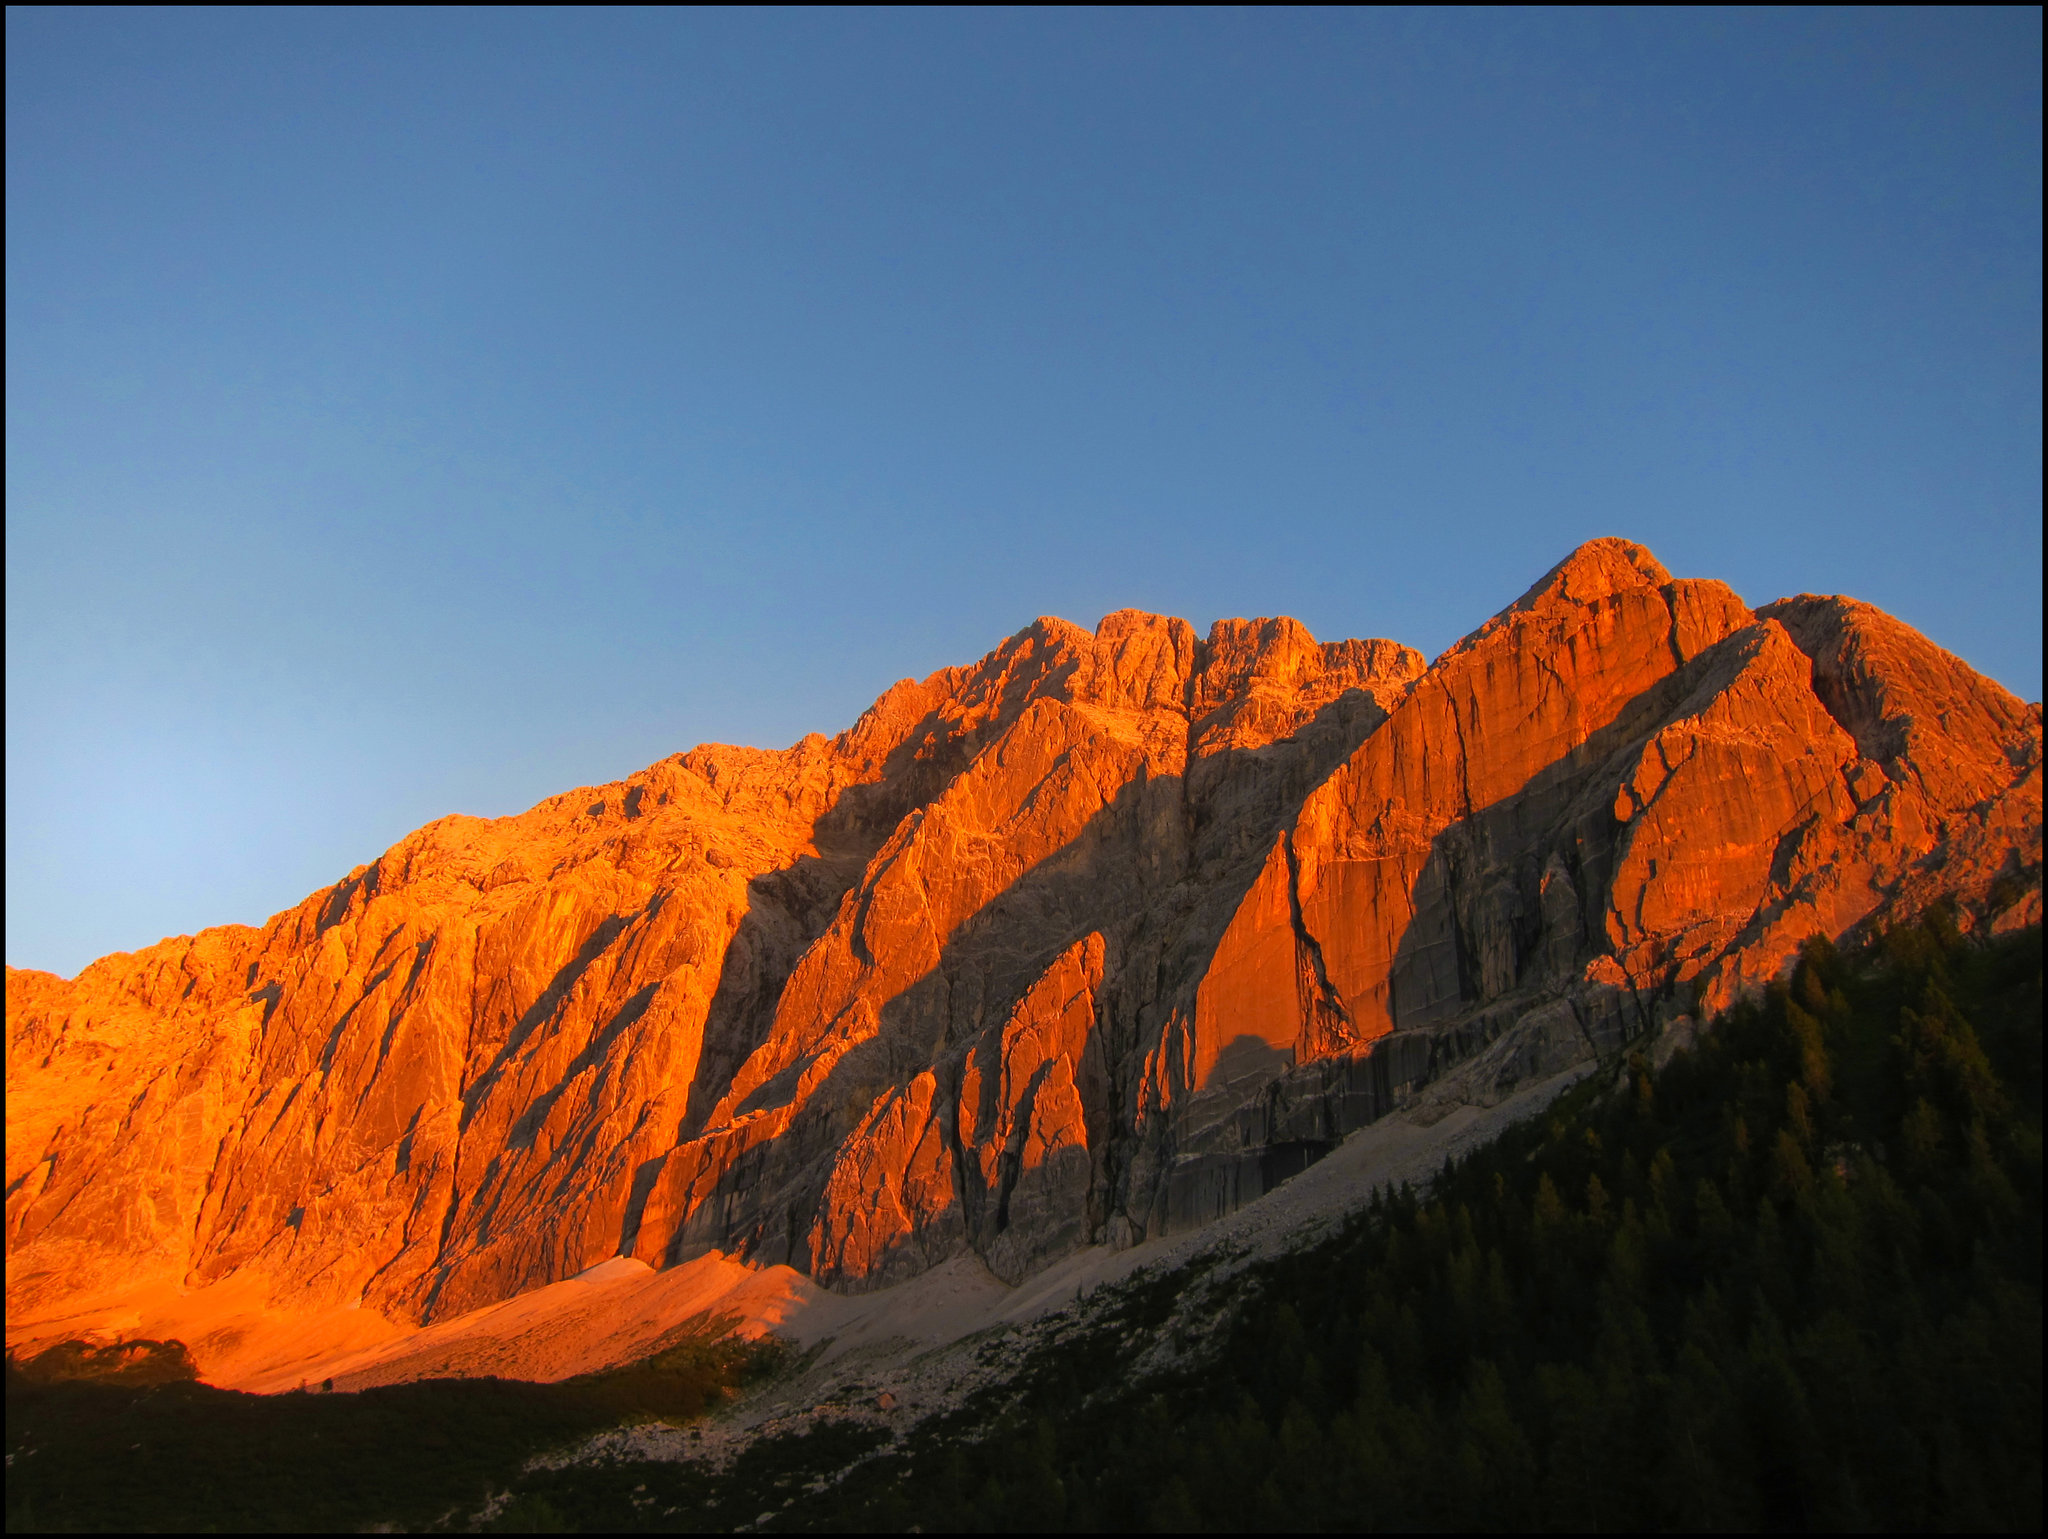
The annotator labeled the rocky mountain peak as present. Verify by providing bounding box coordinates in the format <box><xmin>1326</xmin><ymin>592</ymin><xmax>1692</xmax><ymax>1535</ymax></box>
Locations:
<box><xmin>7</xmin><ymin>542</ymin><xmax>2038</xmax><ymax>1367</ymax></box>
<box><xmin>1516</xmin><ymin>535</ymin><xmax>1674</xmax><ymax>611</ymax></box>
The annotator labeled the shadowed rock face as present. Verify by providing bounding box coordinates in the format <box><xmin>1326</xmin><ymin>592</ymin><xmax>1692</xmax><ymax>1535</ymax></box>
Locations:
<box><xmin>8</xmin><ymin>540</ymin><xmax>2040</xmax><ymax>1326</ymax></box>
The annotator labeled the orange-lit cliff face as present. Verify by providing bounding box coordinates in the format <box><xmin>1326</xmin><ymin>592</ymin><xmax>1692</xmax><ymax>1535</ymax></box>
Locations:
<box><xmin>7</xmin><ymin>541</ymin><xmax>2041</xmax><ymax>1334</ymax></box>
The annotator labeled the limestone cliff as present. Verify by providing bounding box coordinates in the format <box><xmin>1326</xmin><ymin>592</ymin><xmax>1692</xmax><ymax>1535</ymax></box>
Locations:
<box><xmin>8</xmin><ymin>540</ymin><xmax>2039</xmax><ymax>1335</ymax></box>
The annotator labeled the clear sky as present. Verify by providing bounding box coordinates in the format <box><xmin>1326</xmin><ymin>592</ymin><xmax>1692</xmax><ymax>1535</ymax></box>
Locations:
<box><xmin>7</xmin><ymin>7</ymin><xmax>2041</xmax><ymax>977</ymax></box>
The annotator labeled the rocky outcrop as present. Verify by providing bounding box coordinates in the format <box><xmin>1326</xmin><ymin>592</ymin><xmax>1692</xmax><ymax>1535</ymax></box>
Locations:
<box><xmin>8</xmin><ymin>541</ymin><xmax>2039</xmax><ymax>1341</ymax></box>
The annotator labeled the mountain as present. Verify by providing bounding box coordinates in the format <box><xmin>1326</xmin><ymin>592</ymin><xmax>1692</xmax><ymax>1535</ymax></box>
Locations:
<box><xmin>6</xmin><ymin>539</ymin><xmax>2040</xmax><ymax>1371</ymax></box>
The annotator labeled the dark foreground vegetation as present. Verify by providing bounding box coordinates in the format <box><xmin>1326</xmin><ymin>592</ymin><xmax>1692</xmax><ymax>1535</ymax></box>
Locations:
<box><xmin>8</xmin><ymin>911</ymin><xmax>2039</xmax><ymax>1532</ymax></box>
<box><xmin>4</xmin><ymin>1320</ymin><xmax>778</xmax><ymax>1532</ymax></box>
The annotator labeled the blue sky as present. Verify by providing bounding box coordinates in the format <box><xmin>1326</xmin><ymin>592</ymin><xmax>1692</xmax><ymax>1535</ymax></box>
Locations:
<box><xmin>7</xmin><ymin>6</ymin><xmax>2041</xmax><ymax>976</ymax></box>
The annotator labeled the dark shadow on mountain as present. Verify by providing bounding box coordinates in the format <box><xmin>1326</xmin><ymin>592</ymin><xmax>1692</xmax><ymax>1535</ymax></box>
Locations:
<box><xmin>1379</xmin><ymin>626</ymin><xmax>1770</xmax><ymax>1070</ymax></box>
<box><xmin>1205</xmin><ymin>1034</ymin><xmax>1295</xmax><ymax>1094</ymax></box>
<box><xmin>459</xmin><ymin>908</ymin><xmax>642</xmax><ymax>1132</ymax></box>
<box><xmin>505</xmin><ymin>982</ymin><xmax>660</xmax><ymax>1154</ymax></box>
<box><xmin>615</xmin><ymin>1156</ymin><xmax>668</xmax><ymax>1259</ymax></box>
<box><xmin>676</xmin><ymin>636</ymin><xmax>1116</xmax><ymax>1140</ymax></box>
<box><xmin>657</xmin><ymin>685</ymin><xmax>1398</xmax><ymax>1279</ymax></box>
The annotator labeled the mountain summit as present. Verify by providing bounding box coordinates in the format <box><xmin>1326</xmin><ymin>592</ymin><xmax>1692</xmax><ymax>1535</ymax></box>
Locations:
<box><xmin>7</xmin><ymin>540</ymin><xmax>2040</xmax><ymax>1365</ymax></box>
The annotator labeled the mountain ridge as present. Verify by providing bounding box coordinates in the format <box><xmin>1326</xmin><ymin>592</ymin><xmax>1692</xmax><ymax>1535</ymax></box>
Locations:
<box><xmin>7</xmin><ymin>538</ymin><xmax>2040</xmax><ymax>1376</ymax></box>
